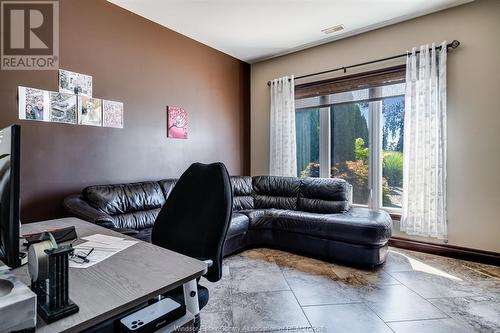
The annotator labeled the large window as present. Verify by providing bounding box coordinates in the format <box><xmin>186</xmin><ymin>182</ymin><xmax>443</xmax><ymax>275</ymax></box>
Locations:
<box><xmin>295</xmin><ymin>67</ymin><xmax>405</xmax><ymax>212</ymax></box>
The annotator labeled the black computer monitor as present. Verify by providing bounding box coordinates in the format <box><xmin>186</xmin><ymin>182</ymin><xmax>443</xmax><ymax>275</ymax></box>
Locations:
<box><xmin>0</xmin><ymin>124</ymin><xmax>21</xmax><ymax>268</ymax></box>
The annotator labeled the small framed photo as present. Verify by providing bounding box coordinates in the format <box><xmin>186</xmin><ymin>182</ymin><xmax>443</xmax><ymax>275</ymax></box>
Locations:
<box><xmin>18</xmin><ymin>86</ymin><xmax>50</xmax><ymax>121</ymax></box>
<box><xmin>49</xmin><ymin>92</ymin><xmax>77</xmax><ymax>124</ymax></box>
<box><xmin>102</xmin><ymin>100</ymin><xmax>124</xmax><ymax>128</ymax></box>
<box><xmin>59</xmin><ymin>69</ymin><xmax>93</xmax><ymax>97</ymax></box>
<box><xmin>167</xmin><ymin>106</ymin><xmax>188</xmax><ymax>139</ymax></box>
<box><xmin>78</xmin><ymin>96</ymin><xmax>102</xmax><ymax>126</ymax></box>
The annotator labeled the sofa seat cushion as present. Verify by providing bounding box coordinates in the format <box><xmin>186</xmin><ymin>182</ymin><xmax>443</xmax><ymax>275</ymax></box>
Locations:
<box><xmin>247</xmin><ymin>208</ymin><xmax>392</xmax><ymax>246</ymax></box>
<box><xmin>84</xmin><ymin>181</ymin><xmax>165</xmax><ymax>215</ymax></box>
<box><xmin>240</xmin><ymin>209</ymin><xmax>286</xmax><ymax>227</ymax></box>
<box><xmin>113</xmin><ymin>208</ymin><xmax>161</xmax><ymax>230</ymax></box>
<box><xmin>227</xmin><ymin>213</ymin><xmax>250</xmax><ymax>238</ymax></box>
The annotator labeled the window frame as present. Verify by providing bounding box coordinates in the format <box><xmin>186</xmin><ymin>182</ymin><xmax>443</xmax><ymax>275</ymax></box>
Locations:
<box><xmin>295</xmin><ymin>66</ymin><xmax>406</xmax><ymax>215</ymax></box>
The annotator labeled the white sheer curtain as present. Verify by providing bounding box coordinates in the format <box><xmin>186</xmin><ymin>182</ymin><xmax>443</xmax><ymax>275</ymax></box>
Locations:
<box><xmin>401</xmin><ymin>41</ymin><xmax>447</xmax><ymax>239</ymax></box>
<box><xmin>269</xmin><ymin>75</ymin><xmax>297</xmax><ymax>177</ymax></box>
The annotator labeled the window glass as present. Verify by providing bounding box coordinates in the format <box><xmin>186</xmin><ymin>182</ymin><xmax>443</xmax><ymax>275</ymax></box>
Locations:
<box><xmin>382</xmin><ymin>96</ymin><xmax>405</xmax><ymax>209</ymax></box>
<box><xmin>330</xmin><ymin>103</ymin><xmax>370</xmax><ymax>205</ymax></box>
<box><xmin>296</xmin><ymin>108</ymin><xmax>320</xmax><ymax>177</ymax></box>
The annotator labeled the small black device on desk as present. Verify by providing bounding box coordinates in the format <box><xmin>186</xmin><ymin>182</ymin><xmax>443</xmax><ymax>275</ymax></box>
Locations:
<box><xmin>23</xmin><ymin>226</ymin><xmax>77</xmax><ymax>247</ymax></box>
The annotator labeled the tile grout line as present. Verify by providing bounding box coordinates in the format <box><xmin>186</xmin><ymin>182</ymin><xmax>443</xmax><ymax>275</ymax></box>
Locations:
<box><xmin>359</xmin><ymin>300</ymin><xmax>398</xmax><ymax>332</ymax></box>
<box><xmin>300</xmin><ymin>301</ymin><xmax>365</xmax><ymax>307</ymax></box>
<box><xmin>363</xmin><ymin>301</ymin><xmax>398</xmax><ymax>333</ymax></box>
<box><xmin>385</xmin><ymin>316</ymin><xmax>452</xmax><ymax>324</ymax></box>
<box><xmin>228</xmin><ymin>255</ymin><xmax>292</xmax><ymax>295</ymax></box>
<box><xmin>278</xmin><ymin>262</ymin><xmax>316</xmax><ymax>332</ymax></box>
<box><xmin>231</xmin><ymin>288</ymin><xmax>292</xmax><ymax>296</ymax></box>
<box><xmin>278</xmin><ymin>262</ymin><xmax>395</xmax><ymax>333</ymax></box>
<box><xmin>349</xmin><ymin>282</ymin><xmax>453</xmax><ymax>324</ymax></box>
<box><xmin>227</xmin><ymin>264</ymin><xmax>236</xmax><ymax>329</ymax></box>
<box><xmin>381</xmin><ymin>270</ymin><xmax>454</xmax><ymax>319</ymax></box>
<box><xmin>228</xmin><ymin>253</ymin><xmax>313</xmax><ymax>332</ymax></box>
<box><xmin>278</xmin><ymin>255</ymin><xmax>406</xmax><ymax>332</ymax></box>
<box><xmin>426</xmin><ymin>295</ymin><xmax>482</xmax><ymax>300</ymax></box>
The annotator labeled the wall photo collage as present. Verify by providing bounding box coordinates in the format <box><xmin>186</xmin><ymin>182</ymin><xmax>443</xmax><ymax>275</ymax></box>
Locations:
<box><xmin>18</xmin><ymin>69</ymin><xmax>124</xmax><ymax>128</ymax></box>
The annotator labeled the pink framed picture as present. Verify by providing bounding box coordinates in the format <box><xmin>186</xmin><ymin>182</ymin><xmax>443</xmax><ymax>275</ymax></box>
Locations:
<box><xmin>167</xmin><ymin>106</ymin><xmax>188</xmax><ymax>139</ymax></box>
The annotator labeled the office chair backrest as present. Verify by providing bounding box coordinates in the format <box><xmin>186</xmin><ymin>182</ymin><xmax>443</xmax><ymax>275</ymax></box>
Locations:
<box><xmin>152</xmin><ymin>162</ymin><xmax>233</xmax><ymax>282</ymax></box>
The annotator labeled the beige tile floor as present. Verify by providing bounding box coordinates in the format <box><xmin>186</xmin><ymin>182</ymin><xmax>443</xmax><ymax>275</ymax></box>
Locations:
<box><xmin>200</xmin><ymin>247</ymin><xmax>500</xmax><ymax>333</ymax></box>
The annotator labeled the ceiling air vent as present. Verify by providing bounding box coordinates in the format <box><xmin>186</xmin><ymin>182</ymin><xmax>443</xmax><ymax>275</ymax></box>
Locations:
<box><xmin>321</xmin><ymin>24</ymin><xmax>344</xmax><ymax>34</ymax></box>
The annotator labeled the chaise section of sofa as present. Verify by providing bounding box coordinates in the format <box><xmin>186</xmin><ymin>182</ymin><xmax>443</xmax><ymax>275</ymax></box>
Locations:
<box><xmin>64</xmin><ymin>175</ymin><xmax>392</xmax><ymax>266</ymax></box>
<box><xmin>231</xmin><ymin>176</ymin><xmax>392</xmax><ymax>266</ymax></box>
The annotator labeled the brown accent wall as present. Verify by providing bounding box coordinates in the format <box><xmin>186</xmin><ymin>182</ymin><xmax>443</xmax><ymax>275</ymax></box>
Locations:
<box><xmin>0</xmin><ymin>0</ymin><xmax>250</xmax><ymax>222</ymax></box>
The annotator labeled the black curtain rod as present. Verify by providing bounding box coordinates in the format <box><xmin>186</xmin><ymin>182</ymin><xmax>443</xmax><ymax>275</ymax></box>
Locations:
<box><xmin>267</xmin><ymin>40</ymin><xmax>460</xmax><ymax>86</ymax></box>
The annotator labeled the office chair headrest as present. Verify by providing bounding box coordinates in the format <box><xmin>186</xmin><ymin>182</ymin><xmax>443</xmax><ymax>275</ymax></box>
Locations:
<box><xmin>152</xmin><ymin>162</ymin><xmax>233</xmax><ymax>282</ymax></box>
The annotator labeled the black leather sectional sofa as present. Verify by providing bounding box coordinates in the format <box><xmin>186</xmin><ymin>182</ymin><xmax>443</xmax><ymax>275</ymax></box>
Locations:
<box><xmin>64</xmin><ymin>176</ymin><xmax>393</xmax><ymax>266</ymax></box>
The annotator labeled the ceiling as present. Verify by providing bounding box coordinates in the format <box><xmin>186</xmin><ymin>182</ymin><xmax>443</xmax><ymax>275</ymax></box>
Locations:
<box><xmin>108</xmin><ymin>0</ymin><xmax>473</xmax><ymax>63</ymax></box>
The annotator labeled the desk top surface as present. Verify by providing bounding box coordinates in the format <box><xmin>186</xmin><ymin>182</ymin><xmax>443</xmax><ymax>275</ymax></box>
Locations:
<box><xmin>12</xmin><ymin>218</ymin><xmax>207</xmax><ymax>333</ymax></box>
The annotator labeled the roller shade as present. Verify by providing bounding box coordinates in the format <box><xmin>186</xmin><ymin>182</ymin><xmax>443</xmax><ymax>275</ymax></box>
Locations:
<box><xmin>295</xmin><ymin>65</ymin><xmax>406</xmax><ymax>100</ymax></box>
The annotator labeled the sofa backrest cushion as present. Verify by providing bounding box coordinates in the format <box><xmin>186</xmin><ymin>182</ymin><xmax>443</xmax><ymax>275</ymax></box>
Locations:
<box><xmin>253</xmin><ymin>176</ymin><xmax>300</xmax><ymax>210</ymax></box>
<box><xmin>231</xmin><ymin>176</ymin><xmax>254</xmax><ymax>211</ymax></box>
<box><xmin>159</xmin><ymin>179</ymin><xmax>177</xmax><ymax>199</ymax></box>
<box><xmin>113</xmin><ymin>208</ymin><xmax>161</xmax><ymax>230</ymax></box>
<box><xmin>298</xmin><ymin>177</ymin><xmax>350</xmax><ymax>213</ymax></box>
<box><xmin>84</xmin><ymin>181</ymin><xmax>166</xmax><ymax>216</ymax></box>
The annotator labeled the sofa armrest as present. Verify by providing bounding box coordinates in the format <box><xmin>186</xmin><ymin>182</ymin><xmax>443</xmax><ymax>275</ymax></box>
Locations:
<box><xmin>63</xmin><ymin>194</ymin><xmax>116</xmax><ymax>229</ymax></box>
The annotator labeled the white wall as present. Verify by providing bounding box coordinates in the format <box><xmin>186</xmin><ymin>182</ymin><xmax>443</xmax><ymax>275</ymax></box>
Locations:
<box><xmin>250</xmin><ymin>0</ymin><xmax>500</xmax><ymax>252</ymax></box>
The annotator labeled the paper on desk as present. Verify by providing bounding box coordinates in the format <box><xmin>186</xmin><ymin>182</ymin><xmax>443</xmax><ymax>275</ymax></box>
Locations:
<box><xmin>81</xmin><ymin>234</ymin><xmax>125</xmax><ymax>245</ymax></box>
<box><xmin>69</xmin><ymin>237</ymin><xmax>138</xmax><ymax>268</ymax></box>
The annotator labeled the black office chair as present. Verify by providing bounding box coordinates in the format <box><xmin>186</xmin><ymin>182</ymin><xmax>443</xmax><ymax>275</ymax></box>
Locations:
<box><xmin>151</xmin><ymin>162</ymin><xmax>233</xmax><ymax>330</ymax></box>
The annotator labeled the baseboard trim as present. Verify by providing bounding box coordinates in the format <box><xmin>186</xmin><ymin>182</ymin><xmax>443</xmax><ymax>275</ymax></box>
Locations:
<box><xmin>389</xmin><ymin>236</ymin><xmax>500</xmax><ymax>266</ymax></box>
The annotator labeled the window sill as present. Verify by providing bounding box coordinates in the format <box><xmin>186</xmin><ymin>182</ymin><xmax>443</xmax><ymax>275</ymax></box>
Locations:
<box><xmin>389</xmin><ymin>213</ymin><xmax>402</xmax><ymax>221</ymax></box>
<box><xmin>351</xmin><ymin>204</ymin><xmax>402</xmax><ymax>221</ymax></box>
